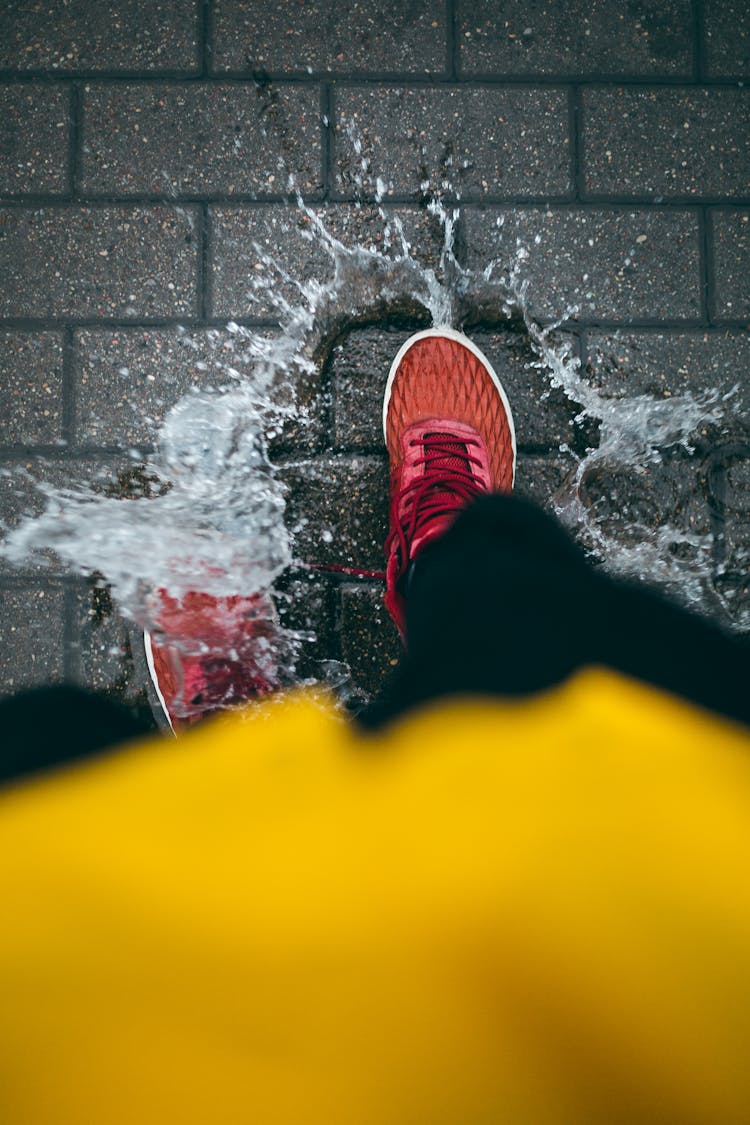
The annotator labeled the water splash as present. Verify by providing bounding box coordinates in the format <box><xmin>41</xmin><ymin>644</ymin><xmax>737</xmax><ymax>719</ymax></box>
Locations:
<box><xmin>1</xmin><ymin>185</ymin><xmax>744</xmax><ymax>708</ymax></box>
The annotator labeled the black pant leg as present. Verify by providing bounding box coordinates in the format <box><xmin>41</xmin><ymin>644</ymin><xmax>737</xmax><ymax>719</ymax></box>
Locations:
<box><xmin>0</xmin><ymin>685</ymin><xmax>156</xmax><ymax>787</ymax></box>
<box><xmin>360</xmin><ymin>494</ymin><xmax>750</xmax><ymax>729</ymax></box>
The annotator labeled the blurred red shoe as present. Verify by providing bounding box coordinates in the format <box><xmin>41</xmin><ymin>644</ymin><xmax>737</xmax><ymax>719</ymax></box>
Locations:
<box><xmin>144</xmin><ymin>590</ymin><xmax>280</xmax><ymax>733</ymax></box>
<box><xmin>383</xmin><ymin>328</ymin><xmax>516</xmax><ymax>639</ymax></box>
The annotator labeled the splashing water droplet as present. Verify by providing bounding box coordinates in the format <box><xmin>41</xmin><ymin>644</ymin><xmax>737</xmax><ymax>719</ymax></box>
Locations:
<box><xmin>1</xmin><ymin>162</ymin><xmax>743</xmax><ymax>707</ymax></box>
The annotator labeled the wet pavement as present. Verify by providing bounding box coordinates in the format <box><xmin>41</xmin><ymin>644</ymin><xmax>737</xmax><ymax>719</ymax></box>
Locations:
<box><xmin>1</xmin><ymin>0</ymin><xmax>749</xmax><ymax>718</ymax></box>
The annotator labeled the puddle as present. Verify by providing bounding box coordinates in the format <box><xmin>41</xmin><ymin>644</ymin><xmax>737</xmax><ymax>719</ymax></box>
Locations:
<box><xmin>2</xmin><ymin>179</ymin><xmax>747</xmax><ymax>714</ymax></box>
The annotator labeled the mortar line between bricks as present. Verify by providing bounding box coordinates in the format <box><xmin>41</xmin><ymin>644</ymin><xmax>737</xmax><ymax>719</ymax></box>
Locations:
<box><xmin>198</xmin><ymin>203</ymin><xmax>209</xmax><ymax>320</ymax></box>
<box><xmin>321</xmin><ymin>85</ymin><xmax>334</xmax><ymax>200</ymax></box>
<box><xmin>702</xmin><ymin>207</ymin><xmax>717</xmax><ymax>324</ymax></box>
<box><xmin>6</xmin><ymin>194</ymin><xmax>750</xmax><ymax>208</ymax></box>
<box><xmin>446</xmin><ymin>0</ymin><xmax>457</xmax><ymax>80</ymax></box>
<box><xmin>0</xmin><ymin>445</ymin><xmax>155</xmax><ymax>461</ymax></box>
<box><xmin>3</xmin><ymin>71</ymin><xmax>741</xmax><ymax>86</ymax></box>
<box><xmin>61</xmin><ymin>327</ymin><xmax>77</xmax><ymax>446</ymax></box>
<box><xmin>5</xmin><ymin>317</ymin><xmax>747</xmax><ymax>333</ymax></box>
<box><xmin>697</xmin><ymin>206</ymin><xmax>710</xmax><ymax>325</ymax></box>
<box><xmin>571</xmin><ymin>86</ymin><xmax>583</xmax><ymax>201</ymax></box>
<box><xmin>69</xmin><ymin>81</ymin><xmax>82</xmax><ymax>196</ymax></box>
<box><xmin>5</xmin><ymin>192</ymin><xmax>750</xmax><ymax>208</ymax></box>
<box><xmin>200</xmin><ymin>0</ymin><xmax>211</xmax><ymax>77</ymax></box>
<box><xmin>693</xmin><ymin>0</ymin><xmax>706</xmax><ymax>82</ymax></box>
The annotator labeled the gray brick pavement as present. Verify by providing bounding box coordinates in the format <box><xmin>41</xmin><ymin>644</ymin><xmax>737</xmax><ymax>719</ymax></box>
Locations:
<box><xmin>582</xmin><ymin>88</ymin><xmax>750</xmax><ymax>200</ymax></box>
<box><xmin>0</xmin><ymin>584</ymin><xmax>66</xmax><ymax>692</ymax></box>
<box><xmin>705</xmin><ymin>0</ymin><xmax>750</xmax><ymax>78</ymax></box>
<box><xmin>456</xmin><ymin>0</ymin><xmax>694</xmax><ymax>78</ymax></box>
<box><xmin>211</xmin><ymin>0</ymin><xmax>447</xmax><ymax>75</ymax></box>
<box><xmin>0</xmin><ymin>0</ymin><xmax>200</xmax><ymax>73</ymax></box>
<box><xmin>710</xmin><ymin>210</ymin><xmax>750</xmax><ymax>320</ymax></box>
<box><xmin>334</xmin><ymin>86</ymin><xmax>572</xmax><ymax>200</ymax></box>
<box><xmin>0</xmin><ymin>0</ymin><xmax>749</xmax><ymax>716</ymax></box>
<box><xmin>0</xmin><ymin>85</ymin><xmax>71</xmax><ymax>195</ymax></box>
<box><xmin>75</xmin><ymin>327</ymin><xmax>271</xmax><ymax>447</ymax></box>
<box><xmin>80</xmin><ymin>83</ymin><xmax>323</xmax><ymax>198</ymax></box>
<box><xmin>0</xmin><ymin>332</ymin><xmax>65</xmax><ymax>444</ymax></box>
<box><xmin>0</xmin><ymin>207</ymin><xmax>198</xmax><ymax>319</ymax></box>
<box><xmin>462</xmin><ymin>207</ymin><xmax>702</xmax><ymax>321</ymax></box>
<box><xmin>209</xmin><ymin>204</ymin><xmax>446</xmax><ymax>319</ymax></box>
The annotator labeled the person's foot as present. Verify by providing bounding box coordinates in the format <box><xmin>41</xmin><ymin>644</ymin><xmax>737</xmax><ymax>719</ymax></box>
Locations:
<box><xmin>383</xmin><ymin>327</ymin><xmax>516</xmax><ymax>638</ymax></box>
<box><xmin>144</xmin><ymin>590</ymin><xmax>280</xmax><ymax>733</ymax></box>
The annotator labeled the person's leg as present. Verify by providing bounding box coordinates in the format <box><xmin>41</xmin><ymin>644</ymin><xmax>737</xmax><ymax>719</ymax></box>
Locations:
<box><xmin>0</xmin><ymin>685</ymin><xmax>155</xmax><ymax>786</ymax></box>
<box><xmin>361</xmin><ymin>491</ymin><xmax>749</xmax><ymax>729</ymax></box>
<box><xmin>369</xmin><ymin>325</ymin><xmax>748</xmax><ymax>729</ymax></box>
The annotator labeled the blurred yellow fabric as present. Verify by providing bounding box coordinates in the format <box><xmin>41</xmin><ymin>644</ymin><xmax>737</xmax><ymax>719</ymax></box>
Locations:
<box><xmin>1</xmin><ymin>668</ymin><xmax>749</xmax><ymax>1124</ymax></box>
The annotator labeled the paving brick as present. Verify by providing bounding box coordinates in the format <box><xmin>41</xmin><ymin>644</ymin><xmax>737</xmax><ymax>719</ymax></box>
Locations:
<box><xmin>0</xmin><ymin>583</ymin><xmax>66</xmax><ymax>696</ymax></box>
<box><xmin>462</xmin><ymin>207</ymin><xmax>701</xmax><ymax>322</ymax></box>
<box><xmin>705</xmin><ymin>0</ymin><xmax>750</xmax><ymax>78</ymax></box>
<box><xmin>457</xmin><ymin>0</ymin><xmax>692</xmax><ymax>77</ymax></box>
<box><xmin>585</xmin><ymin>329</ymin><xmax>750</xmax><ymax>421</ymax></box>
<box><xmin>74</xmin><ymin>327</ymin><xmax>277</xmax><ymax>447</ymax></box>
<box><xmin>334</xmin><ymin>86</ymin><xmax>571</xmax><ymax>200</ymax></box>
<box><xmin>211</xmin><ymin>0</ymin><xmax>446</xmax><ymax>75</ymax></box>
<box><xmin>81</xmin><ymin>83</ymin><xmax>322</xmax><ymax>197</ymax></box>
<box><xmin>0</xmin><ymin>84</ymin><xmax>70</xmax><ymax>195</ymax></box>
<box><xmin>330</xmin><ymin>325</ymin><xmax>578</xmax><ymax>451</ymax></box>
<box><xmin>338</xmin><ymin>582</ymin><xmax>400</xmax><ymax>698</ymax></box>
<box><xmin>710</xmin><ymin>209</ymin><xmax>750</xmax><ymax>320</ymax></box>
<box><xmin>0</xmin><ymin>206</ymin><xmax>198</xmax><ymax>319</ymax></box>
<box><xmin>210</xmin><ymin>203</ymin><xmax>449</xmax><ymax>320</ymax></box>
<box><xmin>279</xmin><ymin>454</ymin><xmax>388</xmax><ymax>572</ymax></box>
<box><xmin>514</xmin><ymin>453</ymin><xmax>572</xmax><ymax>508</ymax></box>
<box><xmin>0</xmin><ymin>0</ymin><xmax>199</xmax><ymax>73</ymax></box>
<box><xmin>583</xmin><ymin>88</ymin><xmax>750</xmax><ymax>200</ymax></box>
<box><xmin>0</xmin><ymin>332</ymin><xmax>64</xmax><ymax>444</ymax></box>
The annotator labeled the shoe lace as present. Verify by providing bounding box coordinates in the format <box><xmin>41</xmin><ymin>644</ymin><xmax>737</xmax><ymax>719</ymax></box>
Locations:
<box><xmin>386</xmin><ymin>432</ymin><xmax>484</xmax><ymax>573</ymax></box>
<box><xmin>306</xmin><ymin>436</ymin><xmax>483</xmax><ymax>583</ymax></box>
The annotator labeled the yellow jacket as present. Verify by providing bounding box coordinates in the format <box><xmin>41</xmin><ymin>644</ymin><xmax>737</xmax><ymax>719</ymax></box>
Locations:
<box><xmin>1</xmin><ymin>668</ymin><xmax>749</xmax><ymax>1124</ymax></box>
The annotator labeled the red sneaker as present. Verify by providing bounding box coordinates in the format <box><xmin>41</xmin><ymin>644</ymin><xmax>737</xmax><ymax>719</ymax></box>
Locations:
<box><xmin>143</xmin><ymin>590</ymin><xmax>280</xmax><ymax>733</ymax></box>
<box><xmin>383</xmin><ymin>327</ymin><xmax>516</xmax><ymax>639</ymax></box>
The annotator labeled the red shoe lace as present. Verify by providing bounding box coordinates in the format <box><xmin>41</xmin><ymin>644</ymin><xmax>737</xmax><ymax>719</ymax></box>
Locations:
<box><xmin>386</xmin><ymin>432</ymin><xmax>485</xmax><ymax>575</ymax></box>
<box><xmin>306</xmin><ymin>435</ymin><xmax>484</xmax><ymax>583</ymax></box>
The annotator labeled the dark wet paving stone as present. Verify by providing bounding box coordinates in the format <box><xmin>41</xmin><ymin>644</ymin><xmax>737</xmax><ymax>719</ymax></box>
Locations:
<box><xmin>704</xmin><ymin>0</ymin><xmax>750</xmax><ymax>78</ymax></box>
<box><xmin>0</xmin><ymin>333</ymin><xmax>65</xmax><ymax>445</ymax></box>
<box><xmin>710</xmin><ymin>210</ymin><xmax>750</xmax><ymax>320</ymax></box>
<box><xmin>0</xmin><ymin>0</ymin><xmax>200</xmax><ymax>72</ymax></box>
<box><xmin>0</xmin><ymin>207</ymin><xmax>198</xmax><ymax>319</ymax></box>
<box><xmin>0</xmin><ymin>85</ymin><xmax>71</xmax><ymax>195</ymax></box>
<box><xmin>81</xmin><ymin>83</ymin><xmax>323</xmax><ymax>198</ymax></box>
<box><xmin>456</xmin><ymin>0</ymin><xmax>693</xmax><ymax>77</ymax></box>
<box><xmin>462</xmin><ymin>207</ymin><xmax>702</xmax><ymax>322</ymax></box>
<box><xmin>583</xmin><ymin>88</ymin><xmax>750</xmax><ymax>200</ymax></box>
<box><xmin>211</xmin><ymin>0</ymin><xmax>447</xmax><ymax>75</ymax></box>
<box><xmin>334</xmin><ymin>86</ymin><xmax>571</xmax><ymax>201</ymax></box>
<box><xmin>0</xmin><ymin>583</ymin><xmax>66</xmax><ymax>696</ymax></box>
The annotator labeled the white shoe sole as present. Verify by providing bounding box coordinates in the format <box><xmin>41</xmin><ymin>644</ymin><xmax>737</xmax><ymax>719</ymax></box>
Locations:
<box><xmin>143</xmin><ymin>630</ymin><xmax>176</xmax><ymax>735</ymax></box>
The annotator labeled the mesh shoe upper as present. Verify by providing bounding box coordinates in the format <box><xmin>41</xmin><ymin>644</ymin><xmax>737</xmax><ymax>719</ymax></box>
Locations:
<box><xmin>383</xmin><ymin>330</ymin><xmax>516</xmax><ymax>638</ymax></box>
<box><xmin>145</xmin><ymin>590</ymin><xmax>280</xmax><ymax>733</ymax></box>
